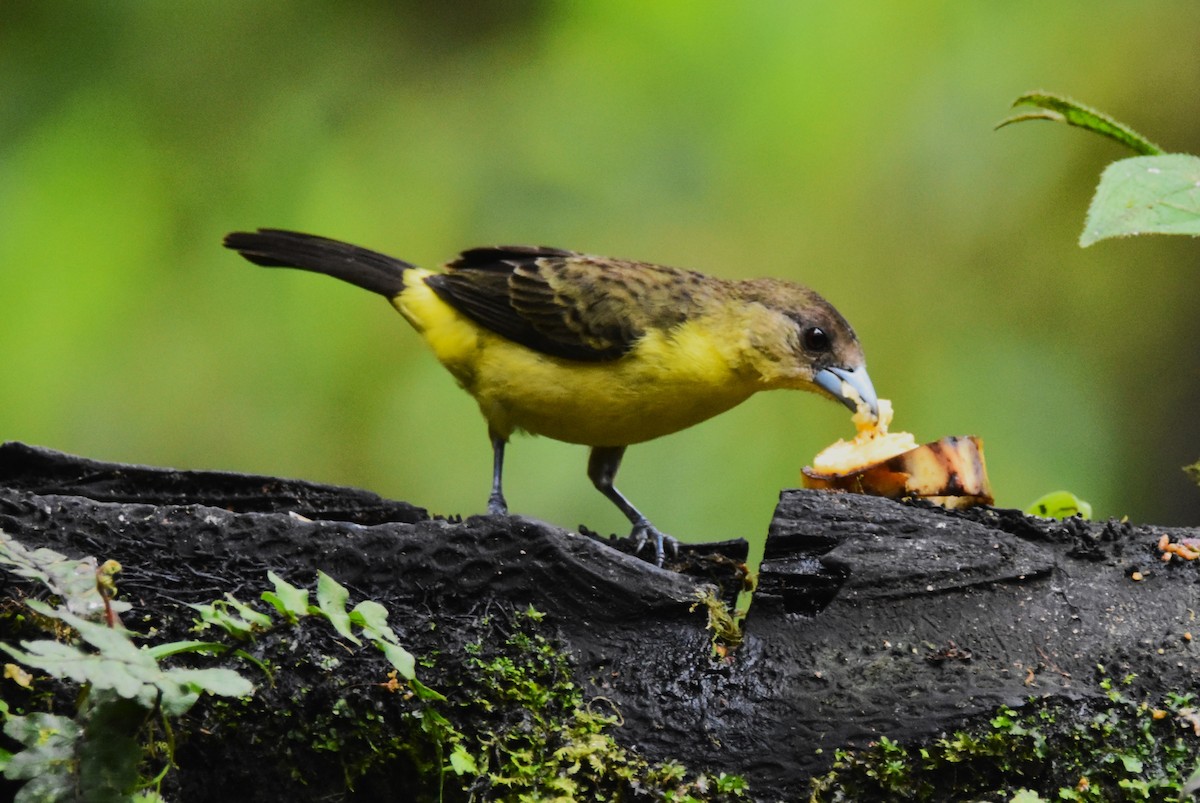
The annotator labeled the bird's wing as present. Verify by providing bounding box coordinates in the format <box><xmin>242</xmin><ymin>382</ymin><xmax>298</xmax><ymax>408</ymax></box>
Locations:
<box><xmin>425</xmin><ymin>247</ymin><xmax>702</xmax><ymax>362</ymax></box>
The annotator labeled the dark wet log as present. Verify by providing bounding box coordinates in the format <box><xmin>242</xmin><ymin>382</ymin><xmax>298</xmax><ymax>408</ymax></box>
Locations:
<box><xmin>0</xmin><ymin>441</ymin><xmax>1196</xmax><ymax>800</ymax></box>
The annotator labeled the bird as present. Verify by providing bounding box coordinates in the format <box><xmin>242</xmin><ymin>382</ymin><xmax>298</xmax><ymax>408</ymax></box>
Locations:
<box><xmin>223</xmin><ymin>229</ymin><xmax>878</xmax><ymax>567</ymax></box>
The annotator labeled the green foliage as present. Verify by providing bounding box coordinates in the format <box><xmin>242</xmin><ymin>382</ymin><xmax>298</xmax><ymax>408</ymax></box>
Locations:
<box><xmin>809</xmin><ymin>671</ymin><xmax>1200</xmax><ymax>801</ymax></box>
<box><xmin>0</xmin><ymin>532</ymin><xmax>446</xmax><ymax>801</ymax></box>
<box><xmin>1025</xmin><ymin>490</ymin><xmax>1093</xmax><ymax>520</ymax></box>
<box><xmin>1</xmin><ymin>712</ymin><xmax>81</xmax><ymax>800</ymax></box>
<box><xmin>192</xmin><ymin>569</ymin><xmax>442</xmax><ymax>700</ymax></box>
<box><xmin>3</xmin><ymin>600</ymin><xmax>252</xmax><ymax>717</ymax></box>
<box><xmin>0</xmin><ymin>530</ymin><xmax>130</xmax><ymax>619</ymax></box>
<box><xmin>3</xmin><ymin>531</ymin><xmax>746</xmax><ymax>799</ymax></box>
<box><xmin>1001</xmin><ymin>90</ymin><xmax>1200</xmax><ymax>246</ymax></box>
<box><xmin>0</xmin><ymin>533</ymin><xmax>253</xmax><ymax>802</ymax></box>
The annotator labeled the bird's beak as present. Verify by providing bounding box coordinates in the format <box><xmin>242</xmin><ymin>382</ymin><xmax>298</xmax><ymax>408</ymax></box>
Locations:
<box><xmin>814</xmin><ymin>365</ymin><xmax>879</xmax><ymax>419</ymax></box>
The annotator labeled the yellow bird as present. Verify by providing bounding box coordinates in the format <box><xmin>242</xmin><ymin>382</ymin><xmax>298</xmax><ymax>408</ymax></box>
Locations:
<box><xmin>224</xmin><ymin>230</ymin><xmax>878</xmax><ymax>565</ymax></box>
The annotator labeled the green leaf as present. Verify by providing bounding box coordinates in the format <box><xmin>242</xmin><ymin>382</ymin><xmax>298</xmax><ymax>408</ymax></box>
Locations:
<box><xmin>349</xmin><ymin>600</ymin><xmax>399</xmax><ymax>644</ymax></box>
<box><xmin>1007</xmin><ymin>791</ymin><xmax>1048</xmax><ymax>803</ymax></box>
<box><xmin>0</xmin><ymin>531</ymin><xmax>128</xmax><ymax>618</ymax></box>
<box><xmin>316</xmin><ymin>571</ymin><xmax>360</xmax><ymax>645</ymax></box>
<box><xmin>1118</xmin><ymin>753</ymin><xmax>1144</xmax><ymax>774</ymax></box>
<box><xmin>377</xmin><ymin>640</ymin><xmax>416</xmax><ymax>679</ymax></box>
<box><xmin>6</xmin><ymin>602</ymin><xmax>253</xmax><ymax>717</ymax></box>
<box><xmin>348</xmin><ymin>599</ymin><xmax>389</xmax><ymax>631</ymax></box>
<box><xmin>448</xmin><ymin>743</ymin><xmax>478</xmax><ymax>775</ymax></box>
<box><xmin>261</xmin><ymin>572</ymin><xmax>310</xmax><ymax>622</ymax></box>
<box><xmin>997</xmin><ymin>91</ymin><xmax>1163</xmax><ymax>156</ymax></box>
<box><xmin>410</xmin><ymin>678</ymin><xmax>447</xmax><ymax>702</ymax></box>
<box><xmin>191</xmin><ymin>602</ymin><xmax>251</xmax><ymax>639</ymax></box>
<box><xmin>2</xmin><ymin>712</ymin><xmax>80</xmax><ymax>784</ymax></box>
<box><xmin>222</xmin><ymin>595</ymin><xmax>274</xmax><ymax>630</ymax></box>
<box><xmin>7</xmin><ymin>603</ymin><xmax>164</xmax><ymax>704</ymax></box>
<box><xmin>1082</xmin><ymin>154</ymin><xmax>1200</xmax><ymax>246</ymax></box>
<box><xmin>77</xmin><ymin>695</ymin><xmax>143</xmax><ymax>799</ymax></box>
<box><xmin>167</xmin><ymin>667</ymin><xmax>255</xmax><ymax>699</ymax></box>
<box><xmin>155</xmin><ymin>684</ymin><xmax>203</xmax><ymax>719</ymax></box>
<box><xmin>1</xmin><ymin>636</ymin><xmax>160</xmax><ymax>708</ymax></box>
<box><xmin>1025</xmin><ymin>491</ymin><xmax>1092</xmax><ymax>520</ymax></box>
<box><xmin>191</xmin><ymin>596</ymin><xmax>272</xmax><ymax>640</ymax></box>
<box><xmin>145</xmin><ymin>640</ymin><xmax>230</xmax><ymax>660</ymax></box>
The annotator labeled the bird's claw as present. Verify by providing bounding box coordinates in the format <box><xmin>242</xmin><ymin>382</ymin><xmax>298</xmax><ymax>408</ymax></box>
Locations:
<box><xmin>631</xmin><ymin>522</ymin><xmax>679</xmax><ymax>567</ymax></box>
<box><xmin>487</xmin><ymin>493</ymin><xmax>508</xmax><ymax>516</ymax></box>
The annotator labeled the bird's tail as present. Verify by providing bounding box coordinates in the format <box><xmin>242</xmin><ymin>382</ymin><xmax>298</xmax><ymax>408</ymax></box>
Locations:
<box><xmin>223</xmin><ymin>229</ymin><xmax>415</xmax><ymax>298</ymax></box>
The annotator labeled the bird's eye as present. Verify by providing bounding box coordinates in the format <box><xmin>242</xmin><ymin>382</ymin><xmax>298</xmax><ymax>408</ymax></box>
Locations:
<box><xmin>802</xmin><ymin>326</ymin><xmax>831</xmax><ymax>353</ymax></box>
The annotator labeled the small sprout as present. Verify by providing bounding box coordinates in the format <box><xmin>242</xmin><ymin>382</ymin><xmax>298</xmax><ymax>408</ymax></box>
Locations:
<box><xmin>1026</xmin><ymin>491</ymin><xmax>1092</xmax><ymax>520</ymax></box>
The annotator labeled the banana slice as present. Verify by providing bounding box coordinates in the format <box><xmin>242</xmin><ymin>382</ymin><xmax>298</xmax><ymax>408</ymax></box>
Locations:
<box><xmin>803</xmin><ymin>398</ymin><xmax>992</xmax><ymax>508</ymax></box>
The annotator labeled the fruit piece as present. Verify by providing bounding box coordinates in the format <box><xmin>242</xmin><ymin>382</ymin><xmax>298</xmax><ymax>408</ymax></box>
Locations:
<box><xmin>810</xmin><ymin>398</ymin><xmax>918</xmax><ymax>475</ymax></box>
<box><xmin>803</xmin><ymin>398</ymin><xmax>992</xmax><ymax>509</ymax></box>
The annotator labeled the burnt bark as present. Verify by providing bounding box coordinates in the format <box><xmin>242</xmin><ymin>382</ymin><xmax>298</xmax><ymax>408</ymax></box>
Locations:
<box><xmin>0</xmin><ymin>441</ymin><xmax>1196</xmax><ymax>800</ymax></box>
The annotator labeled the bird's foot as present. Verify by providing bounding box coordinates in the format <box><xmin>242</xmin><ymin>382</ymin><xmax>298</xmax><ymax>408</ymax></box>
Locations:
<box><xmin>487</xmin><ymin>492</ymin><xmax>508</xmax><ymax>516</ymax></box>
<box><xmin>631</xmin><ymin>521</ymin><xmax>679</xmax><ymax>568</ymax></box>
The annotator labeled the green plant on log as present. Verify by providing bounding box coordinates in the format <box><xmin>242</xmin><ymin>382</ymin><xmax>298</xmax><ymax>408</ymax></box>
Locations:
<box><xmin>0</xmin><ymin>530</ymin><xmax>252</xmax><ymax>802</ymax></box>
<box><xmin>997</xmin><ymin>90</ymin><xmax>1200</xmax><ymax>247</ymax></box>
<box><xmin>0</xmin><ymin>530</ymin><xmax>443</xmax><ymax>802</ymax></box>
<box><xmin>189</xmin><ymin>569</ymin><xmax>443</xmax><ymax>701</ymax></box>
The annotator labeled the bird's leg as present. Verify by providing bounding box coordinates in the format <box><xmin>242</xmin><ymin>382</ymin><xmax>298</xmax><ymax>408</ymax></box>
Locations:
<box><xmin>488</xmin><ymin>431</ymin><xmax>508</xmax><ymax>515</ymax></box>
<box><xmin>587</xmin><ymin>446</ymin><xmax>678</xmax><ymax>567</ymax></box>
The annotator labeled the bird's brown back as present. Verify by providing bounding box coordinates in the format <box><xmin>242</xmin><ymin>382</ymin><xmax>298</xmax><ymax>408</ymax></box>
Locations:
<box><xmin>426</xmin><ymin>247</ymin><xmax>729</xmax><ymax>362</ymax></box>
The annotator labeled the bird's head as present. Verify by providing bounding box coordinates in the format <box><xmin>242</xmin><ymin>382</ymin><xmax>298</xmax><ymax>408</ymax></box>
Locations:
<box><xmin>736</xmin><ymin>279</ymin><xmax>878</xmax><ymax>419</ymax></box>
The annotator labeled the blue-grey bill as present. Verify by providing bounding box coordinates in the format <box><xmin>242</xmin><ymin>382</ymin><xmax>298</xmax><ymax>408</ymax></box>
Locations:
<box><xmin>814</xmin><ymin>365</ymin><xmax>879</xmax><ymax>419</ymax></box>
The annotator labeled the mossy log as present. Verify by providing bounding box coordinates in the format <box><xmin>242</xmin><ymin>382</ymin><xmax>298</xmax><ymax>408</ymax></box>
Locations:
<box><xmin>0</xmin><ymin>441</ymin><xmax>1197</xmax><ymax>800</ymax></box>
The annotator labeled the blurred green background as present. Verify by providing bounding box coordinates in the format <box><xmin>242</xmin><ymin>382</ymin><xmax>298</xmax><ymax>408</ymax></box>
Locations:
<box><xmin>3</xmin><ymin>2</ymin><xmax>1198</xmax><ymax>550</ymax></box>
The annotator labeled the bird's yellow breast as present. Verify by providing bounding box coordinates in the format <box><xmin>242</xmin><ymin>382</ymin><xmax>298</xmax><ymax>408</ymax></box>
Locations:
<box><xmin>393</xmin><ymin>271</ymin><xmax>766</xmax><ymax>446</ymax></box>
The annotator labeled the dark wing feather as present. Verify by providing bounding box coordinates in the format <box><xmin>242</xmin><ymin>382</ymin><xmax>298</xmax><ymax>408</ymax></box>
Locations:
<box><xmin>425</xmin><ymin>247</ymin><xmax>706</xmax><ymax>362</ymax></box>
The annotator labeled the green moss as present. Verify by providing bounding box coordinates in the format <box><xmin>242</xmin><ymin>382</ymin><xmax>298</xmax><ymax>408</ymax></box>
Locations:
<box><xmin>809</xmin><ymin>671</ymin><xmax>1200</xmax><ymax>802</ymax></box>
<box><xmin>690</xmin><ymin>587</ymin><xmax>745</xmax><ymax>656</ymax></box>
<box><xmin>436</xmin><ymin>605</ymin><xmax>748</xmax><ymax>802</ymax></box>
